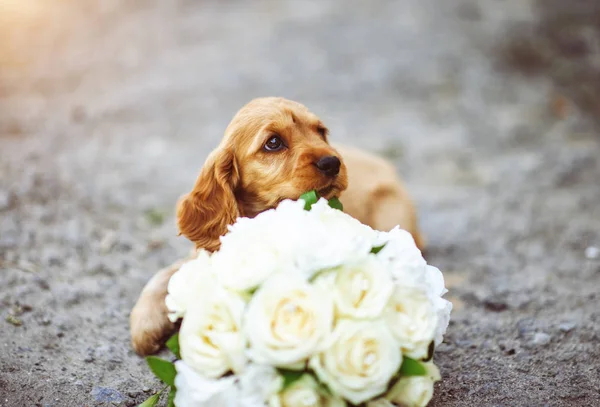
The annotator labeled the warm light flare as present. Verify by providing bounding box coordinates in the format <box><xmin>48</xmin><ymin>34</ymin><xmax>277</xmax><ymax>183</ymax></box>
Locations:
<box><xmin>0</xmin><ymin>0</ymin><xmax>56</xmax><ymax>71</ymax></box>
<box><xmin>0</xmin><ymin>0</ymin><xmax>46</xmax><ymax>21</ymax></box>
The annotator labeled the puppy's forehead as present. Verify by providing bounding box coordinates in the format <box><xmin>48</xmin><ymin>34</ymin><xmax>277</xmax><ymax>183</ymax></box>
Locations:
<box><xmin>224</xmin><ymin>98</ymin><xmax>325</xmax><ymax>150</ymax></box>
<box><xmin>245</xmin><ymin>98</ymin><xmax>320</xmax><ymax>123</ymax></box>
<box><xmin>275</xmin><ymin>106</ymin><xmax>320</xmax><ymax>128</ymax></box>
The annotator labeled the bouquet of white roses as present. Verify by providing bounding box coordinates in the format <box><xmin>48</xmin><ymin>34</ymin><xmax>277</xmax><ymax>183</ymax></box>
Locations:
<box><xmin>140</xmin><ymin>192</ymin><xmax>452</xmax><ymax>407</ymax></box>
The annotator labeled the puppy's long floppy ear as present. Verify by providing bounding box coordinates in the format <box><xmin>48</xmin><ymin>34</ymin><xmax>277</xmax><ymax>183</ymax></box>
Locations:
<box><xmin>176</xmin><ymin>147</ymin><xmax>239</xmax><ymax>251</ymax></box>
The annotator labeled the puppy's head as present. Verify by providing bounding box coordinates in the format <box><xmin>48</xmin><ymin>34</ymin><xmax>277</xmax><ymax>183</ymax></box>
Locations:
<box><xmin>177</xmin><ymin>97</ymin><xmax>348</xmax><ymax>250</ymax></box>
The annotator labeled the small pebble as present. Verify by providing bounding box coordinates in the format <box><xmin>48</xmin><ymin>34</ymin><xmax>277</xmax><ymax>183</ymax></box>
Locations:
<box><xmin>20</xmin><ymin>304</ymin><xmax>33</xmax><ymax>312</ymax></box>
<box><xmin>483</xmin><ymin>298</ymin><xmax>508</xmax><ymax>312</ymax></box>
<box><xmin>100</xmin><ymin>231</ymin><xmax>118</xmax><ymax>253</ymax></box>
<box><xmin>42</xmin><ymin>248</ymin><xmax>63</xmax><ymax>267</ymax></box>
<box><xmin>435</xmin><ymin>343</ymin><xmax>454</xmax><ymax>353</ymax></box>
<box><xmin>585</xmin><ymin>246</ymin><xmax>599</xmax><ymax>259</ymax></box>
<box><xmin>91</xmin><ymin>387</ymin><xmax>124</xmax><ymax>404</ymax></box>
<box><xmin>147</xmin><ymin>239</ymin><xmax>165</xmax><ymax>251</ymax></box>
<box><xmin>558</xmin><ymin>351</ymin><xmax>577</xmax><ymax>362</ymax></box>
<box><xmin>455</xmin><ymin>339</ymin><xmax>475</xmax><ymax>348</ymax></box>
<box><xmin>516</xmin><ymin>318</ymin><xmax>535</xmax><ymax>338</ymax></box>
<box><xmin>35</xmin><ymin>277</ymin><xmax>50</xmax><ymax>290</ymax></box>
<box><xmin>559</xmin><ymin>321</ymin><xmax>577</xmax><ymax>333</ymax></box>
<box><xmin>531</xmin><ymin>332</ymin><xmax>551</xmax><ymax>346</ymax></box>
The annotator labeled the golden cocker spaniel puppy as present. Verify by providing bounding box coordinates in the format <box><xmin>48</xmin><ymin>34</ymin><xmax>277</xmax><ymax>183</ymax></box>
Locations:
<box><xmin>130</xmin><ymin>97</ymin><xmax>424</xmax><ymax>356</ymax></box>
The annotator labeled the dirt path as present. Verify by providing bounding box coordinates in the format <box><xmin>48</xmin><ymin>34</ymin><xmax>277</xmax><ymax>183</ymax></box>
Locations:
<box><xmin>1</xmin><ymin>1</ymin><xmax>599</xmax><ymax>406</ymax></box>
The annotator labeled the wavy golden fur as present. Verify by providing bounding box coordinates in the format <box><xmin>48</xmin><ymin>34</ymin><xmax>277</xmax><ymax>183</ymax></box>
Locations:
<box><xmin>130</xmin><ymin>97</ymin><xmax>423</xmax><ymax>355</ymax></box>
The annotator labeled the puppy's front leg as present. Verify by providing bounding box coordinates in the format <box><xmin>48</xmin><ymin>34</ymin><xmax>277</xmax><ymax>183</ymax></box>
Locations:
<box><xmin>130</xmin><ymin>258</ymin><xmax>188</xmax><ymax>356</ymax></box>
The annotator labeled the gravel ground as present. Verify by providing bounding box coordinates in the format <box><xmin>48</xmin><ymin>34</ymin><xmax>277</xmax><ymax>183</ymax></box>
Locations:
<box><xmin>1</xmin><ymin>1</ymin><xmax>599</xmax><ymax>406</ymax></box>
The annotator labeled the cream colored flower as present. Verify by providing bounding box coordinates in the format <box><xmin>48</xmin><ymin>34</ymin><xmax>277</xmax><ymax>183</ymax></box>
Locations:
<box><xmin>238</xmin><ymin>364</ymin><xmax>284</xmax><ymax>406</ymax></box>
<box><xmin>245</xmin><ymin>273</ymin><xmax>334</xmax><ymax>368</ymax></box>
<box><xmin>377</xmin><ymin>227</ymin><xmax>453</xmax><ymax>348</ymax></box>
<box><xmin>179</xmin><ymin>283</ymin><xmax>247</xmax><ymax>378</ymax></box>
<box><xmin>165</xmin><ymin>249</ymin><xmax>213</xmax><ymax>322</ymax></box>
<box><xmin>330</xmin><ymin>255</ymin><xmax>393</xmax><ymax>319</ymax></box>
<box><xmin>423</xmin><ymin>266</ymin><xmax>453</xmax><ymax>347</ymax></box>
<box><xmin>377</xmin><ymin>227</ymin><xmax>427</xmax><ymax>279</ymax></box>
<box><xmin>173</xmin><ymin>361</ymin><xmax>238</xmax><ymax>407</ymax></box>
<box><xmin>386</xmin><ymin>363</ymin><xmax>441</xmax><ymax>407</ymax></box>
<box><xmin>174</xmin><ymin>361</ymin><xmax>284</xmax><ymax>407</ymax></box>
<box><xmin>297</xmin><ymin>199</ymin><xmax>377</xmax><ymax>274</ymax></box>
<box><xmin>269</xmin><ymin>374</ymin><xmax>346</xmax><ymax>407</ymax></box>
<box><xmin>310</xmin><ymin>319</ymin><xmax>402</xmax><ymax>405</ymax></box>
<box><xmin>215</xmin><ymin>199</ymin><xmax>308</xmax><ymax>292</ymax></box>
<box><xmin>383</xmin><ymin>286</ymin><xmax>437</xmax><ymax>359</ymax></box>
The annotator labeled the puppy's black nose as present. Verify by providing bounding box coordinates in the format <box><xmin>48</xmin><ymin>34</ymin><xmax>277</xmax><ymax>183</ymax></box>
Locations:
<box><xmin>315</xmin><ymin>156</ymin><xmax>341</xmax><ymax>177</ymax></box>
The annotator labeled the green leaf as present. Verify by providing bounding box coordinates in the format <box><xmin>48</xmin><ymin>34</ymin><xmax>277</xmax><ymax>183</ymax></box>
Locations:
<box><xmin>166</xmin><ymin>334</ymin><xmax>181</xmax><ymax>360</ymax></box>
<box><xmin>146</xmin><ymin>356</ymin><xmax>177</xmax><ymax>387</ymax></box>
<box><xmin>278</xmin><ymin>368</ymin><xmax>305</xmax><ymax>389</ymax></box>
<box><xmin>371</xmin><ymin>244</ymin><xmax>386</xmax><ymax>254</ymax></box>
<box><xmin>300</xmin><ymin>190</ymin><xmax>319</xmax><ymax>210</ymax></box>
<box><xmin>138</xmin><ymin>392</ymin><xmax>161</xmax><ymax>407</ymax></box>
<box><xmin>167</xmin><ymin>388</ymin><xmax>176</xmax><ymax>407</ymax></box>
<box><xmin>400</xmin><ymin>357</ymin><xmax>427</xmax><ymax>377</ymax></box>
<box><xmin>327</xmin><ymin>197</ymin><xmax>343</xmax><ymax>211</ymax></box>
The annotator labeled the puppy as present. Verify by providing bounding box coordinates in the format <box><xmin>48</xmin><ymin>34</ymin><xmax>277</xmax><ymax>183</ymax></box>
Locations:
<box><xmin>130</xmin><ymin>97</ymin><xmax>424</xmax><ymax>356</ymax></box>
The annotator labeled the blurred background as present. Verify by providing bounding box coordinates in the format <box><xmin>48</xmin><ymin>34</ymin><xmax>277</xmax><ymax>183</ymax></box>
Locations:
<box><xmin>1</xmin><ymin>0</ymin><xmax>599</xmax><ymax>406</ymax></box>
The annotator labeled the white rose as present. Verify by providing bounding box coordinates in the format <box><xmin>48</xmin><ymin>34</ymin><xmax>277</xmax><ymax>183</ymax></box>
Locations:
<box><xmin>245</xmin><ymin>273</ymin><xmax>334</xmax><ymax>368</ymax></box>
<box><xmin>179</xmin><ymin>282</ymin><xmax>247</xmax><ymax>378</ymax></box>
<box><xmin>422</xmin><ymin>265</ymin><xmax>446</xmax><ymax>297</ymax></box>
<box><xmin>238</xmin><ymin>364</ymin><xmax>284</xmax><ymax>406</ymax></box>
<box><xmin>269</xmin><ymin>374</ymin><xmax>346</xmax><ymax>407</ymax></box>
<box><xmin>173</xmin><ymin>360</ymin><xmax>238</xmax><ymax>407</ymax></box>
<box><xmin>376</xmin><ymin>227</ymin><xmax>427</xmax><ymax>286</ymax></box>
<box><xmin>309</xmin><ymin>199</ymin><xmax>378</xmax><ymax>243</ymax></box>
<box><xmin>375</xmin><ymin>229</ymin><xmax>453</xmax><ymax>348</ymax></box>
<box><xmin>329</xmin><ymin>255</ymin><xmax>393</xmax><ymax>319</ymax></box>
<box><xmin>298</xmin><ymin>199</ymin><xmax>377</xmax><ymax>274</ymax></box>
<box><xmin>386</xmin><ymin>363</ymin><xmax>441</xmax><ymax>407</ymax></box>
<box><xmin>165</xmin><ymin>250</ymin><xmax>213</xmax><ymax>322</ymax></box>
<box><xmin>309</xmin><ymin>319</ymin><xmax>402</xmax><ymax>405</ymax></box>
<box><xmin>383</xmin><ymin>286</ymin><xmax>437</xmax><ymax>359</ymax></box>
<box><xmin>215</xmin><ymin>201</ymin><xmax>307</xmax><ymax>292</ymax></box>
<box><xmin>422</xmin><ymin>265</ymin><xmax>452</xmax><ymax>347</ymax></box>
<box><xmin>433</xmin><ymin>297</ymin><xmax>452</xmax><ymax>347</ymax></box>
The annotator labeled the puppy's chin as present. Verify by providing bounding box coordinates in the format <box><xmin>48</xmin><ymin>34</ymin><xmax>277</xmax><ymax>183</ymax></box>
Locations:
<box><xmin>315</xmin><ymin>177</ymin><xmax>347</xmax><ymax>200</ymax></box>
<box><xmin>317</xmin><ymin>184</ymin><xmax>339</xmax><ymax>200</ymax></box>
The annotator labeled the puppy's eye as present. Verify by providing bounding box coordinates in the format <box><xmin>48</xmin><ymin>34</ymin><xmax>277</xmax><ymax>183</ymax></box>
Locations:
<box><xmin>264</xmin><ymin>135</ymin><xmax>285</xmax><ymax>152</ymax></box>
<box><xmin>317</xmin><ymin>126</ymin><xmax>327</xmax><ymax>138</ymax></box>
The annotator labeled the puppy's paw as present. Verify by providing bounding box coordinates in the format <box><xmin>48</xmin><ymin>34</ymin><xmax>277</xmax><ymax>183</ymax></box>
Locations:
<box><xmin>130</xmin><ymin>295</ymin><xmax>176</xmax><ymax>356</ymax></box>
